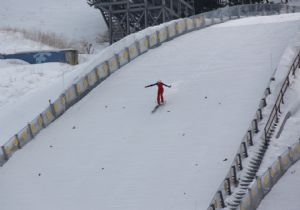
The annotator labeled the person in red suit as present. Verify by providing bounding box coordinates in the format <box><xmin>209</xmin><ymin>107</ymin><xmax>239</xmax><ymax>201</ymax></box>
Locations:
<box><xmin>145</xmin><ymin>80</ymin><xmax>171</xmax><ymax>105</ymax></box>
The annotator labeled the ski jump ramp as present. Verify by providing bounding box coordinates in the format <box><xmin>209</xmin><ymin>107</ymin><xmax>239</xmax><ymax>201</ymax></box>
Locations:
<box><xmin>1</xmin><ymin>9</ymin><xmax>300</xmax><ymax>210</ymax></box>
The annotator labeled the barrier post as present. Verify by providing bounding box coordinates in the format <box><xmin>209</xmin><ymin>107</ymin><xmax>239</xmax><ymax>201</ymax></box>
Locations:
<box><xmin>105</xmin><ymin>60</ymin><xmax>111</xmax><ymax>77</ymax></box>
<box><xmin>175</xmin><ymin>22</ymin><xmax>179</xmax><ymax>35</ymax></box>
<box><xmin>156</xmin><ymin>31</ymin><xmax>161</xmax><ymax>45</ymax></box>
<box><xmin>256</xmin><ymin>176</ymin><xmax>264</xmax><ymax>196</ymax></box>
<box><xmin>62</xmin><ymin>93</ymin><xmax>67</xmax><ymax>111</ymax></box>
<box><xmin>278</xmin><ymin>156</ymin><xmax>284</xmax><ymax>174</ymax></box>
<box><xmin>218</xmin><ymin>190</ymin><xmax>225</xmax><ymax>208</ymax></box>
<box><xmin>252</xmin><ymin>119</ymin><xmax>259</xmax><ymax>133</ymax></box>
<box><xmin>242</xmin><ymin>142</ymin><xmax>248</xmax><ymax>158</ymax></box>
<box><xmin>231</xmin><ymin>166</ymin><xmax>238</xmax><ymax>186</ymax></box>
<box><xmin>28</xmin><ymin>123</ymin><xmax>34</xmax><ymax>138</ymax></box>
<box><xmin>257</xmin><ymin>109</ymin><xmax>263</xmax><ymax>120</ymax></box>
<box><xmin>225</xmin><ymin>178</ymin><xmax>231</xmax><ymax>195</ymax></box>
<box><xmin>146</xmin><ymin>35</ymin><xmax>151</xmax><ymax>48</ymax></box>
<box><xmin>14</xmin><ymin>134</ymin><xmax>21</xmax><ymax>149</ymax></box>
<box><xmin>260</xmin><ymin>98</ymin><xmax>267</xmax><ymax>108</ymax></box>
<box><xmin>268</xmin><ymin>167</ymin><xmax>274</xmax><ymax>187</ymax></box>
<box><xmin>49</xmin><ymin>100</ymin><xmax>56</xmax><ymax>118</ymax></box>
<box><xmin>237</xmin><ymin>153</ymin><xmax>243</xmax><ymax>170</ymax></box>
<box><xmin>114</xmin><ymin>54</ymin><xmax>121</xmax><ymax>69</ymax></box>
<box><xmin>39</xmin><ymin>113</ymin><xmax>46</xmax><ymax>128</ymax></box>
<box><xmin>1</xmin><ymin>146</ymin><xmax>8</xmax><ymax>161</ymax></box>
<box><xmin>247</xmin><ymin>130</ymin><xmax>253</xmax><ymax>146</ymax></box>
<box><xmin>265</xmin><ymin>87</ymin><xmax>271</xmax><ymax>96</ymax></box>
<box><xmin>135</xmin><ymin>41</ymin><xmax>141</xmax><ymax>55</ymax></box>
<box><xmin>73</xmin><ymin>83</ymin><xmax>79</xmax><ymax>98</ymax></box>
<box><xmin>125</xmin><ymin>47</ymin><xmax>131</xmax><ymax>63</ymax></box>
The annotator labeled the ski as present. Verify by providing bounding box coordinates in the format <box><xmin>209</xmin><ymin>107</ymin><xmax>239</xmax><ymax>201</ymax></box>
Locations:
<box><xmin>151</xmin><ymin>104</ymin><xmax>161</xmax><ymax>113</ymax></box>
<box><xmin>151</xmin><ymin>102</ymin><xmax>165</xmax><ymax>113</ymax></box>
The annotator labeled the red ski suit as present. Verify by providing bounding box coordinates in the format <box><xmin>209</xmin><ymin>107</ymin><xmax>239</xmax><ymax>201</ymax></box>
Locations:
<box><xmin>145</xmin><ymin>81</ymin><xmax>171</xmax><ymax>105</ymax></box>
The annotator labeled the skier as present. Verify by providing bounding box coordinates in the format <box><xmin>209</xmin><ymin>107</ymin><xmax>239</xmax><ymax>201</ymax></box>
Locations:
<box><xmin>145</xmin><ymin>80</ymin><xmax>171</xmax><ymax>105</ymax></box>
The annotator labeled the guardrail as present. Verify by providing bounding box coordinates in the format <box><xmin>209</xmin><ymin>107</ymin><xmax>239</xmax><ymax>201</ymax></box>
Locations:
<box><xmin>0</xmin><ymin>3</ymin><xmax>298</xmax><ymax>209</ymax></box>
<box><xmin>264</xmin><ymin>52</ymin><xmax>300</xmax><ymax>141</ymax></box>
<box><xmin>239</xmin><ymin>141</ymin><xmax>300</xmax><ymax>210</ymax></box>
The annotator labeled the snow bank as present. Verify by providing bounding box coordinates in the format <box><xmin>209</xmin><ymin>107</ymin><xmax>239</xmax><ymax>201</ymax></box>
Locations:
<box><xmin>0</xmin><ymin>31</ymin><xmax>53</xmax><ymax>54</ymax></box>
<box><xmin>0</xmin><ymin>0</ymin><xmax>107</xmax><ymax>45</ymax></box>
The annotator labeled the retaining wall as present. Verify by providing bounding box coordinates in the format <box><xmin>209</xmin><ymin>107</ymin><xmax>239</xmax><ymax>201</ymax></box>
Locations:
<box><xmin>239</xmin><ymin>142</ymin><xmax>300</xmax><ymax>210</ymax></box>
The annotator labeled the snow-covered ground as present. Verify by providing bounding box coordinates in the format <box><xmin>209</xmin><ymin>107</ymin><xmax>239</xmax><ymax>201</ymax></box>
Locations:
<box><xmin>0</xmin><ymin>0</ymin><xmax>107</xmax><ymax>48</ymax></box>
<box><xmin>0</xmin><ymin>62</ymin><xmax>73</xmax><ymax>108</ymax></box>
<box><xmin>257</xmin><ymin>160</ymin><xmax>300</xmax><ymax>210</ymax></box>
<box><xmin>0</xmin><ymin>13</ymin><xmax>300</xmax><ymax>210</ymax></box>
<box><xmin>0</xmin><ymin>0</ymin><xmax>108</xmax><ymax>143</ymax></box>
<box><xmin>0</xmin><ymin>30</ymin><xmax>73</xmax><ymax>109</ymax></box>
<box><xmin>0</xmin><ymin>31</ymin><xmax>54</xmax><ymax>54</ymax></box>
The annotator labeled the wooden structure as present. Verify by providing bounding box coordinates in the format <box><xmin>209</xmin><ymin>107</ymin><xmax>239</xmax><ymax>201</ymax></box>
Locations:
<box><xmin>88</xmin><ymin>0</ymin><xmax>195</xmax><ymax>44</ymax></box>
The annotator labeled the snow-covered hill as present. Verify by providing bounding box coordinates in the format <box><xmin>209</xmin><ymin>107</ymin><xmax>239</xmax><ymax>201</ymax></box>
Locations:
<box><xmin>0</xmin><ymin>0</ymin><xmax>107</xmax><ymax>47</ymax></box>
<box><xmin>1</xmin><ymin>13</ymin><xmax>300</xmax><ymax>210</ymax></box>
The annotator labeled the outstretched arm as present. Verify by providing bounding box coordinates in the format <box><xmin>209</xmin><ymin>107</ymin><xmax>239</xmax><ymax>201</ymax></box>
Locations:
<box><xmin>162</xmin><ymin>83</ymin><xmax>171</xmax><ymax>88</ymax></box>
<box><xmin>145</xmin><ymin>83</ymin><xmax>157</xmax><ymax>88</ymax></box>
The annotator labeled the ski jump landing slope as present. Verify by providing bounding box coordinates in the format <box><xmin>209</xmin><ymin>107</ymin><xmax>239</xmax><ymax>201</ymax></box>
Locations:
<box><xmin>1</xmin><ymin>14</ymin><xmax>300</xmax><ymax>210</ymax></box>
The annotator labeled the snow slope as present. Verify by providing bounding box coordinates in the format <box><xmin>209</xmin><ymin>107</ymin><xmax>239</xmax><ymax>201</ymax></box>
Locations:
<box><xmin>0</xmin><ymin>14</ymin><xmax>300</xmax><ymax>210</ymax></box>
<box><xmin>257</xmin><ymin>160</ymin><xmax>300</xmax><ymax>210</ymax></box>
<box><xmin>0</xmin><ymin>31</ymin><xmax>53</xmax><ymax>54</ymax></box>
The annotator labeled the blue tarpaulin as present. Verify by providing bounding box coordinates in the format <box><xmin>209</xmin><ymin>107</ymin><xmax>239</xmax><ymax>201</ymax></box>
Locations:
<box><xmin>0</xmin><ymin>51</ymin><xmax>68</xmax><ymax>64</ymax></box>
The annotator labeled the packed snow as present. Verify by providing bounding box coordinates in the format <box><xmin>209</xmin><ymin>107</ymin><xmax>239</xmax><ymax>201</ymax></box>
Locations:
<box><xmin>0</xmin><ymin>13</ymin><xmax>300</xmax><ymax>210</ymax></box>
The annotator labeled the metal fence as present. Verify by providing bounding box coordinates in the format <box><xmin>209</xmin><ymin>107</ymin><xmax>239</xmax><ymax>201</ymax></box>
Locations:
<box><xmin>264</xmin><ymin>52</ymin><xmax>300</xmax><ymax>141</ymax></box>
<box><xmin>0</xmin><ymin>3</ymin><xmax>299</xmax><ymax>209</ymax></box>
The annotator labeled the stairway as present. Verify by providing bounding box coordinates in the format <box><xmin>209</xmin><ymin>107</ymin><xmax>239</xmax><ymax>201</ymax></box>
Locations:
<box><xmin>225</xmin><ymin>110</ymin><xmax>280</xmax><ymax>209</ymax></box>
